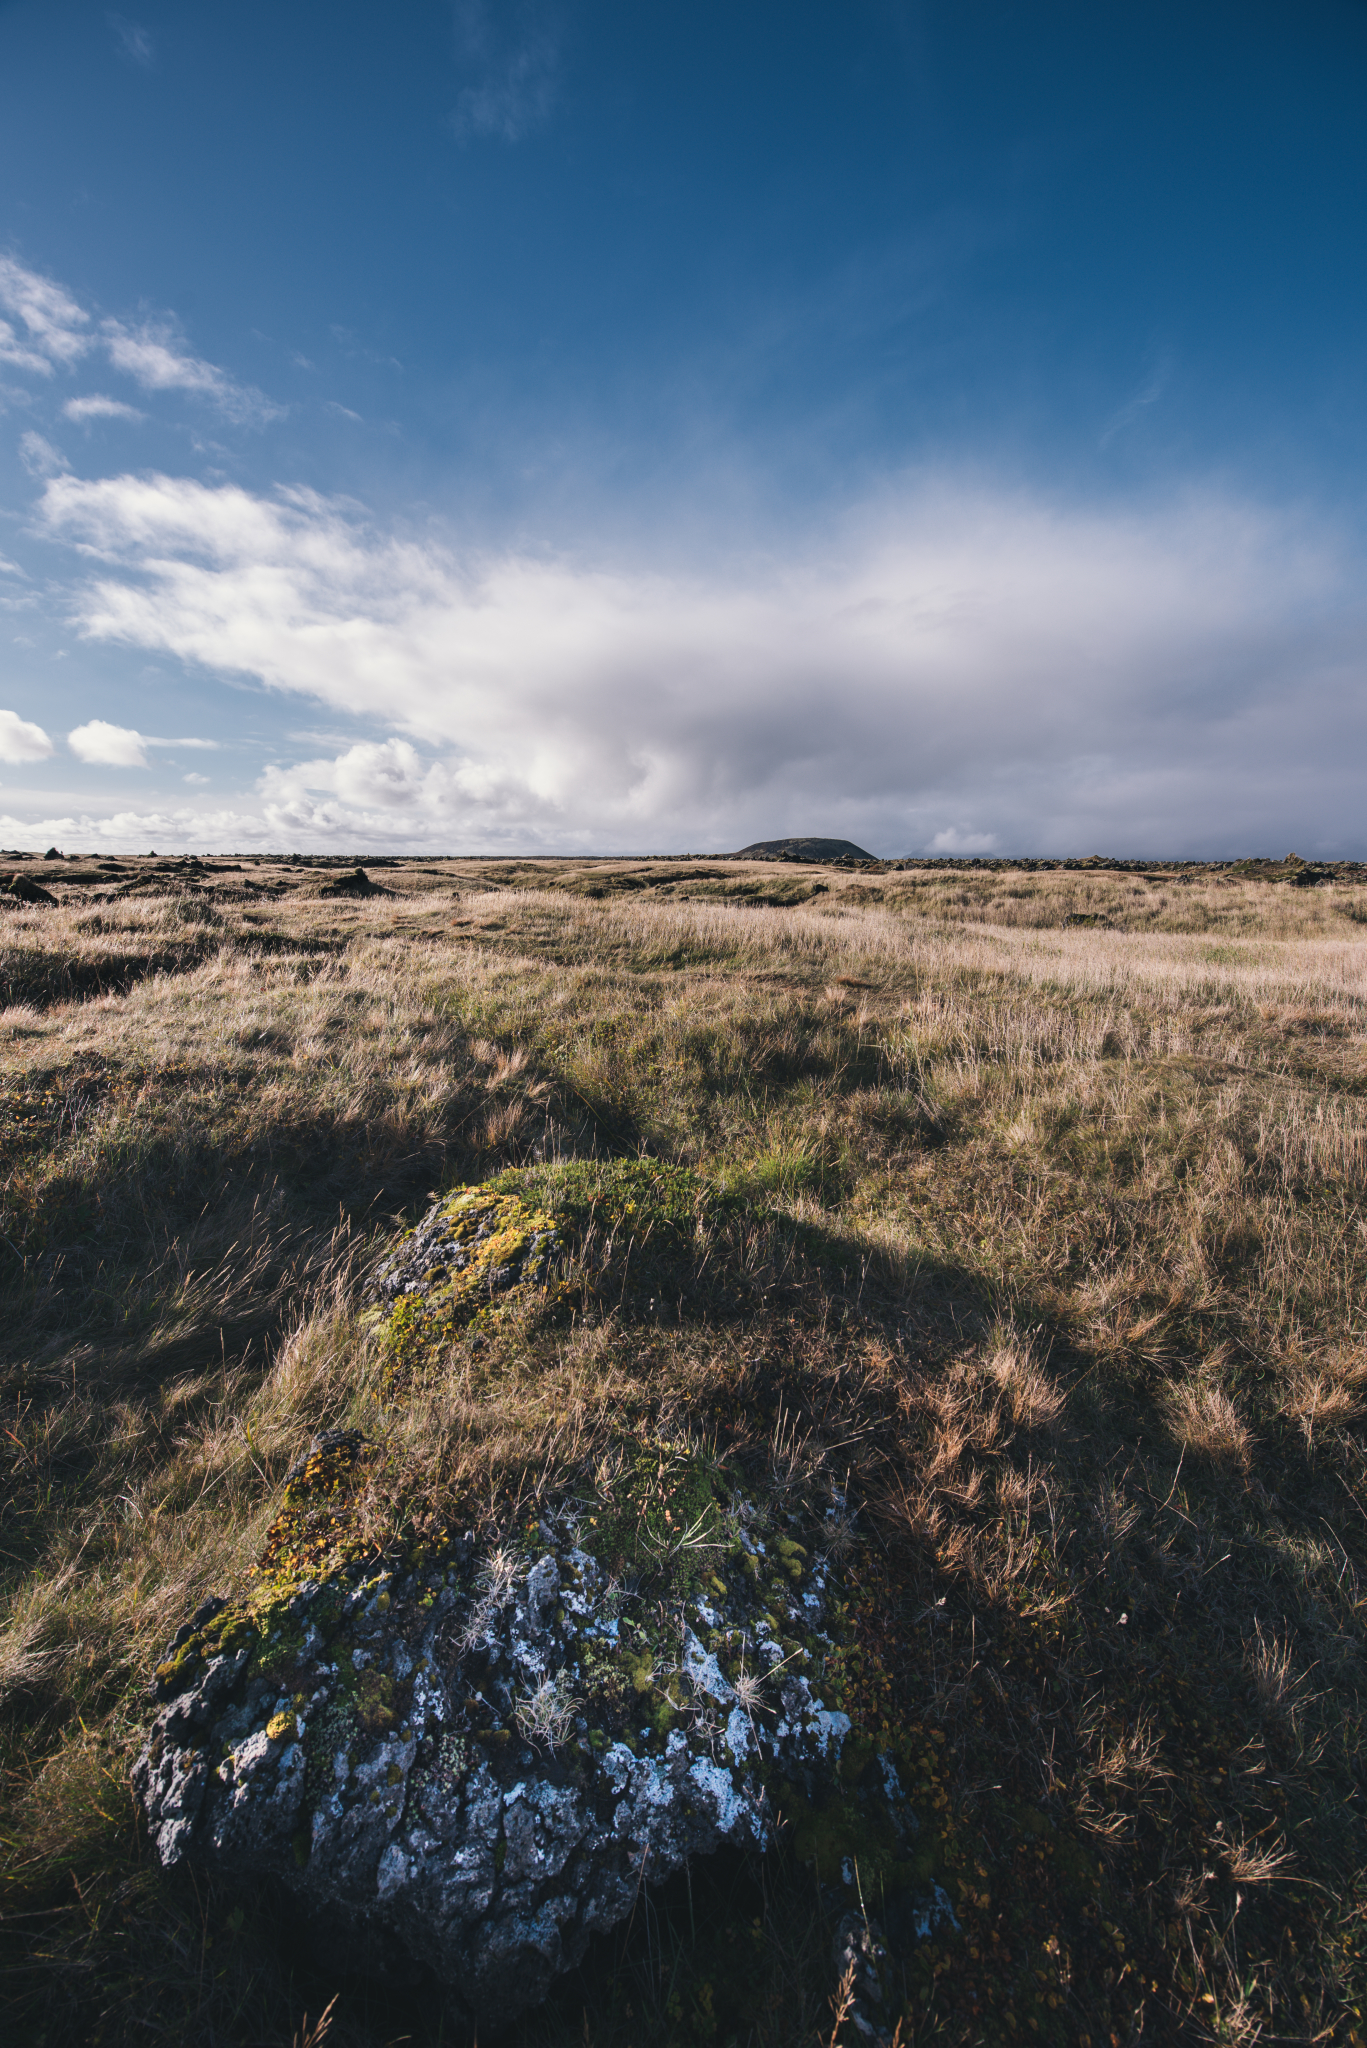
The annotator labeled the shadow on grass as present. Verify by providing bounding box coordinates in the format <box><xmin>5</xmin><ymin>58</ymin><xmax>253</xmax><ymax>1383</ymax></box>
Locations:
<box><xmin>3</xmin><ymin>1114</ymin><xmax>1367</xmax><ymax>2044</ymax></box>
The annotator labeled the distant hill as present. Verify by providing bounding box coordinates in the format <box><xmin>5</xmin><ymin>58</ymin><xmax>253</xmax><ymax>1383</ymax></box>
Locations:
<box><xmin>731</xmin><ymin>836</ymin><xmax>875</xmax><ymax>862</ymax></box>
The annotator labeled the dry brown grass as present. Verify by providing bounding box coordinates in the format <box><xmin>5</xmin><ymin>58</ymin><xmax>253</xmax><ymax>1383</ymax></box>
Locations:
<box><xmin>1164</xmin><ymin>1378</ymin><xmax>1257</xmax><ymax>1470</ymax></box>
<box><xmin>2</xmin><ymin>853</ymin><xmax>1367</xmax><ymax>2046</ymax></box>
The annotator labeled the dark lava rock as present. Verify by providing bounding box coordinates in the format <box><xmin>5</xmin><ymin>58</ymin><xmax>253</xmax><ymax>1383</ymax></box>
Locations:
<box><xmin>364</xmin><ymin>1185</ymin><xmax>561</xmax><ymax>1310</ymax></box>
<box><xmin>134</xmin><ymin>1497</ymin><xmax>900</xmax><ymax>2025</ymax></box>
<box><xmin>319</xmin><ymin>865</ymin><xmax>392</xmax><ymax>898</ymax></box>
<box><xmin>135</xmin><ymin>1173</ymin><xmax>956</xmax><ymax>2030</ymax></box>
<box><xmin>2</xmin><ymin>873</ymin><xmax>57</xmax><ymax>905</ymax></box>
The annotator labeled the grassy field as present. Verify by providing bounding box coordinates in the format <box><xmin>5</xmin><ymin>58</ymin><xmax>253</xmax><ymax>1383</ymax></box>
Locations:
<box><xmin>3</xmin><ymin>852</ymin><xmax>1367</xmax><ymax>2047</ymax></box>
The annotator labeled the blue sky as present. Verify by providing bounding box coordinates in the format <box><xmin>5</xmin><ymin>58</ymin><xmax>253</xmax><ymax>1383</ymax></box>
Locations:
<box><xmin>0</xmin><ymin>0</ymin><xmax>1365</xmax><ymax>855</ymax></box>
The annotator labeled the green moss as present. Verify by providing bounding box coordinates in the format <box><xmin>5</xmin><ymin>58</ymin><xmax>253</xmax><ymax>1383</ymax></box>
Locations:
<box><xmin>490</xmin><ymin>1157</ymin><xmax>715</xmax><ymax>1239</ymax></box>
<box><xmin>377</xmin><ymin>1185</ymin><xmax>568</xmax><ymax>1387</ymax></box>
<box><xmin>579</xmin><ymin>1430</ymin><xmax>730</xmax><ymax>1597</ymax></box>
<box><xmin>356</xmin><ymin>1669</ymin><xmax>395</xmax><ymax>1734</ymax></box>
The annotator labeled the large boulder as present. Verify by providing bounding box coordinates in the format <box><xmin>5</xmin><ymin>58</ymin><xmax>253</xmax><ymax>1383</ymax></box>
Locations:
<box><xmin>135</xmin><ymin>1442</ymin><xmax>932</xmax><ymax>2023</ymax></box>
<box><xmin>2</xmin><ymin>872</ymin><xmax>57</xmax><ymax>905</ymax></box>
<box><xmin>134</xmin><ymin>1173</ymin><xmax>955</xmax><ymax>2031</ymax></box>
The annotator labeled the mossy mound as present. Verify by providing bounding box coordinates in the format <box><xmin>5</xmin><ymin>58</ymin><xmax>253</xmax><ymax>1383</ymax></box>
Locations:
<box><xmin>365</xmin><ymin>1183</ymin><xmax>566</xmax><ymax>1381</ymax></box>
<box><xmin>365</xmin><ymin>1163</ymin><xmax>756</xmax><ymax>1387</ymax></box>
<box><xmin>1</xmin><ymin>872</ymin><xmax>57</xmax><ymax>906</ymax></box>
<box><xmin>134</xmin><ymin>1168</ymin><xmax>1020</xmax><ymax>2035</ymax></box>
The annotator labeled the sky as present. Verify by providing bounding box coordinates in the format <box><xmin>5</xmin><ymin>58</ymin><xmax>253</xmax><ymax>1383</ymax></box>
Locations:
<box><xmin>0</xmin><ymin>1</ymin><xmax>1365</xmax><ymax>857</ymax></box>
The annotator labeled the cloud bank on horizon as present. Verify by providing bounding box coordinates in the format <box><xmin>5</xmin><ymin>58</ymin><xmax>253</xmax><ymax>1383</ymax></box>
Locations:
<box><xmin>0</xmin><ymin>1</ymin><xmax>1365</xmax><ymax>858</ymax></box>
<box><xmin>18</xmin><ymin>459</ymin><xmax>1360</xmax><ymax>857</ymax></box>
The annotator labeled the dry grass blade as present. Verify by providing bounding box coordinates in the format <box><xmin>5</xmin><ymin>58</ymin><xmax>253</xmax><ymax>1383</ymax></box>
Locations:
<box><xmin>985</xmin><ymin>1327</ymin><xmax>1065</xmax><ymax>1430</ymax></box>
<box><xmin>825</xmin><ymin>1957</ymin><xmax>857</xmax><ymax>2047</ymax></box>
<box><xmin>1222</xmin><ymin>1830</ymin><xmax>1295</xmax><ymax>1885</ymax></box>
<box><xmin>292</xmin><ymin>1996</ymin><xmax>338</xmax><ymax>2048</ymax></box>
<box><xmin>1164</xmin><ymin>1380</ymin><xmax>1255</xmax><ymax>1471</ymax></box>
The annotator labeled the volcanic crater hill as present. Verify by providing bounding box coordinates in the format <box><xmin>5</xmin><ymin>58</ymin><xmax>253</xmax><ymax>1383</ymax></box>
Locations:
<box><xmin>730</xmin><ymin>837</ymin><xmax>876</xmax><ymax>862</ymax></box>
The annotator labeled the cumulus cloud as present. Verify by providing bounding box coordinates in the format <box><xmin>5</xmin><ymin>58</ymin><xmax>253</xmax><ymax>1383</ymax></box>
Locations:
<box><xmin>63</xmin><ymin>720</ymin><xmax>215</xmax><ymax>766</ymax></box>
<box><xmin>0</xmin><ymin>256</ymin><xmax>90</xmax><ymax>374</ymax></box>
<box><xmin>63</xmin><ymin>393</ymin><xmax>145</xmax><ymax>423</ymax></box>
<box><xmin>0</xmin><ymin>709</ymin><xmax>54</xmax><ymax>763</ymax></box>
<box><xmin>452</xmin><ymin>1</ymin><xmax>560</xmax><ymax>143</ymax></box>
<box><xmin>0</xmin><ymin>804</ymin><xmax>261</xmax><ymax>854</ymax></box>
<box><xmin>68</xmin><ymin>719</ymin><xmax>149</xmax><ymax>766</ymax></box>
<box><xmin>34</xmin><ymin>467</ymin><xmax>1367</xmax><ymax>855</ymax></box>
<box><xmin>101</xmin><ymin>319</ymin><xmax>283</xmax><ymax>425</ymax></box>
<box><xmin>257</xmin><ymin>739</ymin><xmax>456</xmax><ymax>842</ymax></box>
<box><xmin>929</xmin><ymin>826</ymin><xmax>999</xmax><ymax>855</ymax></box>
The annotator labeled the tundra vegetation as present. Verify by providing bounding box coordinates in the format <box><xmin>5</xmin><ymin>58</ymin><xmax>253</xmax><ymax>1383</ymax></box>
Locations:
<box><xmin>2</xmin><ymin>850</ymin><xmax>1367</xmax><ymax>2046</ymax></box>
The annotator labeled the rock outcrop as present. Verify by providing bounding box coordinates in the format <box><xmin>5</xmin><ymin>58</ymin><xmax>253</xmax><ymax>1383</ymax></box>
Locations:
<box><xmin>2</xmin><ymin>872</ymin><xmax>57</xmax><ymax>905</ymax></box>
<box><xmin>318</xmin><ymin>865</ymin><xmax>392</xmax><ymax>898</ymax></box>
<box><xmin>135</xmin><ymin>1450</ymin><xmax>925</xmax><ymax>2023</ymax></box>
<box><xmin>134</xmin><ymin>1171</ymin><xmax>957</xmax><ymax>2034</ymax></box>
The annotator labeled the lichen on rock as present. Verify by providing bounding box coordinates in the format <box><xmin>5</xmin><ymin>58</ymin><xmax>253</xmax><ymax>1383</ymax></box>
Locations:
<box><xmin>364</xmin><ymin>1184</ymin><xmax>566</xmax><ymax>1381</ymax></box>
<box><xmin>135</xmin><ymin>1172</ymin><xmax>955</xmax><ymax>2031</ymax></box>
<box><xmin>137</xmin><ymin>1461</ymin><xmax>893</xmax><ymax>2018</ymax></box>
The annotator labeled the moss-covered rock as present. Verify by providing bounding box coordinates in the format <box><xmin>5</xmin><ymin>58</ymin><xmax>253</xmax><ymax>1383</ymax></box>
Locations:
<box><xmin>364</xmin><ymin>1184</ymin><xmax>565</xmax><ymax>1379</ymax></box>
<box><xmin>136</xmin><ymin>1448</ymin><xmax>914</xmax><ymax>2021</ymax></box>
<box><xmin>135</xmin><ymin>1173</ymin><xmax>959</xmax><ymax>2031</ymax></box>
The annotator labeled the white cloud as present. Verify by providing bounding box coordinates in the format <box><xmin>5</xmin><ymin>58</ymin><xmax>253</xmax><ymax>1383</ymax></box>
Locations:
<box><xmin>19</xmin><ymin>430</ymin><xmax>69</xmax><ymax>477</ymax></box>
<box><xmin>0</xmin><ymin>256</ymin><xmax>282</xmax><ymax>424</ymax></box>
<box><xmin>101</xmin><ymin>319</ymin><xmax>284</xmax><ymax>425</ymax></box>
<box><xmin>300</xmin><ymin>737</ymin><xmax>431</xmax><ymax>808</ymax></box>
<box><xmin>63</xmin><ymin>393</ymin><xmax>145</xmax><ymax>423</ymax></box>
<box><xmin>0</xmin><ymin>708</ymin><xmax>53</xmax><ymax>763</ymax></box>
<box><xmin>183</xmin><ymin>771</ymin><xmax>210</xmax><ymax>785</ymax></box>
<box><xmin>452</xmin><ymin>1</ymin><xmax>560</xmax><ymax>143</ymax></box>
<box><xmin>35</xmin><ymin>467</ymin><xmax>1367</xmax><ymax>855</ymax></box>
<box><xmin>0</xmin><ymin>257</ymin><xmax>90</xmax><ymax>374</ymax></box>
<box><xmin>0</xmin><ymin>804</ymin><xmax>261</xmax><ymax>854</ymax></box>
<box><xmin>61</xmin><ymin>718</ymin><xmax>217</xmax><ymax>767</ymax></box>
<box><xmin>68</xmin><ymin>719</ymin><xmax>149</xmax><ymax>767</ymax></box>
<box><xmin>257</xmin><ymin>739</ymin><xmax>455</xmax><ymax>842</ymax></box>
<box><xmin>929</xmin><ymin>826</ymin><xmax>999</xmax><ymax>855</ymax></box>
<box><xmin>109</xmin><ymin>14</ymin><xmax>154</xmax><ymax>67</ymax></box>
